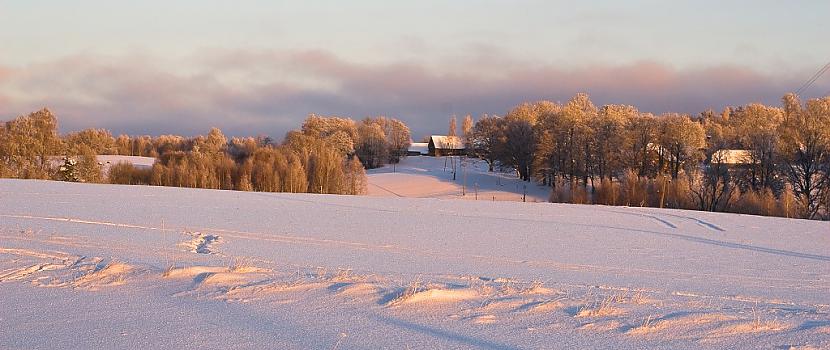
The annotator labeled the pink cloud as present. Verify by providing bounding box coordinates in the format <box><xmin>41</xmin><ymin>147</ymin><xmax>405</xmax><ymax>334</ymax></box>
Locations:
<box><xmin>0</xmin><ymin>49</ymin><xmax>820</xmax><ymax>138</ymax></box>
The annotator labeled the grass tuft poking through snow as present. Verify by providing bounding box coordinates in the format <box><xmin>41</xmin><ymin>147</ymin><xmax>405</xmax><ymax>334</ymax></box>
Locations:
<box><xmin>576</xmin><ymin>295</ymin><xmax>625</xmax><ymax>318</ymax></box>
<box><xmin>387</xmin><ymin>279</ymin><xmax>480</xmax><ymax>306</ymax></box>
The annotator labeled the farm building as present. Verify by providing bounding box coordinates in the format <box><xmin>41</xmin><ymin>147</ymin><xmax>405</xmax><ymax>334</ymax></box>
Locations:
<box><xmin>427</xmin><ymin>135</ymin><xmax>465</xmax><ymax>156</ymax></box>
<box><xmin>711</xmin><ymin>149</ymin><xmax>753</xmax><ymax>165</ymax></box>
<box><xmin>407</xmin><ymin>142</ymin><xmax>429</xmax><ymax>156</ymax></box>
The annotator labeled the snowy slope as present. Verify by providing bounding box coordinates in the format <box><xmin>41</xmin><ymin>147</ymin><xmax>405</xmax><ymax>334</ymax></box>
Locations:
<box><xmin>1</xmin><ymin>179</ymin><xmax>828</xmax><ymax>349</ymax></box>
<box><xmin>96</xmin><ymin>155</ymin><xmax>156</xmax><ymax>169</ymax></box>
<box><xmin>96</xmin><ymin>155</ymin><xmax>156</xmax><ymax>177</ymax></box>
<box><xmin>367</xmin><ymin>156</ymin><xmax>551</xmax><ymax>202</ymax></box>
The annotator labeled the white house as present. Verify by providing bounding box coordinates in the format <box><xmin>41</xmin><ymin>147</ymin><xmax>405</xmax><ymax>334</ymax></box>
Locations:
<box><xmin>711</xmin><ymin>149</ymin><xmax>753</xmax><ymax>165</ymax></box>
<box><xmin>407</xmin><ymin>142</ymin><xmax>429</xmax><ymax>156</ymax></box>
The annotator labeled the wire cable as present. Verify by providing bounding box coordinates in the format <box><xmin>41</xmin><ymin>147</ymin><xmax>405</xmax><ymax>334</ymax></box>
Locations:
<box><xmin>794</xmin><ymin>60</ymin><xmax>830</xmax><ymax>96</ymax></box>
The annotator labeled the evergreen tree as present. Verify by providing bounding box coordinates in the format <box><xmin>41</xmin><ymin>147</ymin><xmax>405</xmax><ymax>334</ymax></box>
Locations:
<box><xmin>58</xmin><ymin>156</ymin><xmax>80</xmax><ymax>182</ymax></box>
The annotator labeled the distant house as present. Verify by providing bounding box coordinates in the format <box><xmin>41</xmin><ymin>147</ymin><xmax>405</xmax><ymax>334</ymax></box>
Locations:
<box><xmin>407</xmin><ymin>142</ymin><xmax>429</xmax><ymax>156</ymax></box>
<box><xmin>711</xmin><ymin>149</ymin><xmax>753</xmax><ymax>166</ymax></box>
<box><xmin>427</xmin><ymin>135</ymin><xmax>465</xmax><ymax>156</ymax></box>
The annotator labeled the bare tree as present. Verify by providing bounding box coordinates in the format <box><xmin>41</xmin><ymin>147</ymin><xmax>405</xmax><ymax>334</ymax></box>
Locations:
<box><xmin>470</xmin><ymin>115</ymin><xmax>503</xmax><ymax>172</ymax></box>
<box><xmin>624</xmin><ymin>113</ymin><xmax>658</xmax><ymax>178</ymax></box>
<box><xmin>500</xmin><ymin>118</ymin><xmax>535</xmax><ymax>181</ymax></box>
<box><xmin>688</xmin><ymin>150</ymin><xmax>734</xmax><ymax>212</ymax></box>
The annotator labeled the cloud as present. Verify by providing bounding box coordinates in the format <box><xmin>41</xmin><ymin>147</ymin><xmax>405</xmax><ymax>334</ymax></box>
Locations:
<box><xmin>0</xmin><ymin>49</ymin><xmax>823</xmax><ymax>139</ymax></box>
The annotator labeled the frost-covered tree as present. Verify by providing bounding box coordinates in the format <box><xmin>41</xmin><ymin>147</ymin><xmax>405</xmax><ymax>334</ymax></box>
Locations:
<box><xmin>729</xmin><ymin>104</ymin><xmax>784</xmax><ymax>191</ymax></box>
<box><xmin>355</xmin><ymin>122</ymin><xmax>388</xmax><ymax>169</ymax></box>
<box><xmin>591</xmin><ymin>104</ymin><xmax>635</xmax><ymax>183</ymax></box>
<box><xmin>75</xmin><ymin>145</ymin><xmax>103</xmax><ymax>183</ymax></box>
<box><xmin>0</xmin><ymin>108</ymin><xmax>61</xmax><ymax>179</ymax></box>
<box><xmin>65</xmin><ymin>128</ymin><xmax>116</xmax><ymax>155</ymax></box>
<box><xmin>777</xmin><ymin>95</ymin><xmax>830</xmax><ymax>219</ymax></box>
<box><xmin>462</xmin><ymin>115</ymin><xmax>473</xmax><ymax>141</ymax></box>
<box><xmin>344</xmin><ymin>156</ymin><xmax>368</xmax><ymax>195</ymax></box>
<box><xmin>553</xmin><ymin>94</ymin><xmax>596</xmax><ymax>185</ymax></box>
<box><xmin>383</xmin><ymin>118</ymin><xmax>411</xmax><ymax>164</ymax></box>
<box><xmin>658</xmin><ymin>113</ymin><xmax>705</xmax><ymax>179</ymax></box>
<box><xmin>301</xmin><ymin>114</ymin><xmax>358</xmax><ymax>156</ymax></box>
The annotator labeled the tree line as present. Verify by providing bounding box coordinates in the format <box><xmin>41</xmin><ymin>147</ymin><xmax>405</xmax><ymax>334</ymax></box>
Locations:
<box><xmin>0</xmin><ymin>110</ymin><xmax>412</xmax><ymax>195</ymax></box>
<box><xmin>2</xmin><ymin>94</ymin><xmax>828</xmax><ymax>220</ymax></box>
<box><xmin>466</xmin><ymin>93</ymin><xmax>830</xmax><ymax>220</ymax></box>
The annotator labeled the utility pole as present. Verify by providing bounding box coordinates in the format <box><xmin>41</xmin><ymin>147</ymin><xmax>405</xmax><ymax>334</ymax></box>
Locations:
<box><xmin>462</xmin><ymin>157</ymin><xmax>467</xmax><ymax>196</ymax></box>
<box><xmin>452</xmin><ymin>155</ymin><xmax>457</xmax><ymax>181</ymax></box>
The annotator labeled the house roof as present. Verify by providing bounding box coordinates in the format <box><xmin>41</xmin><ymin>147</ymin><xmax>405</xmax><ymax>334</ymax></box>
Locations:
<box><xmin>408</xmin><ymin>142</ymin><xmax>429</xmax><ymax>154</ymax></box>
<box><xmin>429</xmin><ymin>135</ymin><xmax>464</xmax><ymax>150</ymax></box>
<box><xmin>712</xmin><ymin>149</ymin><xmax>753</xmax><ymax>164</ymax></box>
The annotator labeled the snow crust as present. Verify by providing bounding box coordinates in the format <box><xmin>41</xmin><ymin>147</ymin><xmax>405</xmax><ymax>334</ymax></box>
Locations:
<box><xmin>0</xmin><ymin>178</ymin><xmax>828</xmax><ymax>349</ymax></box>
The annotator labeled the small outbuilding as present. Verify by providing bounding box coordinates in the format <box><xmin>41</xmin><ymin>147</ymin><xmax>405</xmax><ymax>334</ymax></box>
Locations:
<box><xmin>407</xmin><ymin>142</ymin><xmax>429</xmax><ymax>156</ymax></box>
<box><xmin>711</xmin><ymin>149</ymin><xmax>753</xmax><ymax>166</ymax></box>
<box><xmin>427</xmin><ymin>135</ymin><xmax>465</xmax><ymax>157</ymax></box>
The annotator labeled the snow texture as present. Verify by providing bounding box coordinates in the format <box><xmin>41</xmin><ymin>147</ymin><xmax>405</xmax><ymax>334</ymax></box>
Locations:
<box><xmin>367</xmin><ymin>156</ymin><xmax>550</xmax><ymax>202</ymax></box>
<box><xmin>0</xmin><ymin>172</ymin><xmax>828</xmax><ymax>349</ymax></box>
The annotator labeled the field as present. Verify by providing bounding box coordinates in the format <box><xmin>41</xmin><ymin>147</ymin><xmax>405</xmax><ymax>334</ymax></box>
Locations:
<box><xmin>367</xmin><ymin>156</ymin><xmax>550</xmax><ymax>202</ymax></box>
<box><xmin>1</xmin><ymin>170</ymin><xmax>829</xmax><ymax>349</ymax></box>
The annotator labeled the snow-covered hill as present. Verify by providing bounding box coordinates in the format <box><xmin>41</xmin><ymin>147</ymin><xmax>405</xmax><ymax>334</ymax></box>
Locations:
<box><xmin>96</xmin><ymin>155</ymin><xmax>156</xmax><ymax>169</ymax></box>
<box><xmin>1</xmin><ymin>179</ymin><xmax>828</xmax><ymax>349</ymax></box>
<box><xmin>96</xmin><ymin>155</ymin><xmax>156</xmax><ymax>177</ymax></box>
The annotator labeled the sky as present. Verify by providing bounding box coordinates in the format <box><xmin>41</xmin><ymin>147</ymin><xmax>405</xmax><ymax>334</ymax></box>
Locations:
<box><xmin>1</xmin><ymin>0</ymin><xmax>829</xmax><ymax>139</ymax></box>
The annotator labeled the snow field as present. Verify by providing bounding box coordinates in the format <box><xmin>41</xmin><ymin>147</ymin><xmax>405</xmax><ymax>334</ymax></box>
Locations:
<box><xmin>0</xmin><ymin>179</ymin><xmax>828</xmax><ymax>349</ymax></box>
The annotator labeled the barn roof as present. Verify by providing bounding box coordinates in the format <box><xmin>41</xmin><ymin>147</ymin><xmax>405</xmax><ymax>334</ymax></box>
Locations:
<box><xmin>408</xmin><ymin>142</ymin><xmax>429</xmax><ymax>154</ymax></box>
<box><xmin>429</xmin><ymin>135</ymin><xmax>464</xmax><ymax>150</ymax></box>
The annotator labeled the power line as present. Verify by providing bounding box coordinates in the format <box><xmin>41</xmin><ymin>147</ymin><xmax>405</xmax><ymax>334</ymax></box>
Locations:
<box><xmin>795</xmin><ymin>60</ymin><xmax>830</xmax><ymax>96</ymax></box>
<box><xmin>795</xmin><ymin>60</ymin><xmax>830</xmax><ymax>95</ymax></box>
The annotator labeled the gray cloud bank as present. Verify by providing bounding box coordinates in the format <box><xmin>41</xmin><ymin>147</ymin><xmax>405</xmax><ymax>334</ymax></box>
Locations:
<box><xmin>0</xmin><ymin>49</ymin><xmax>825</xmax><ymax>140</ymax></box>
